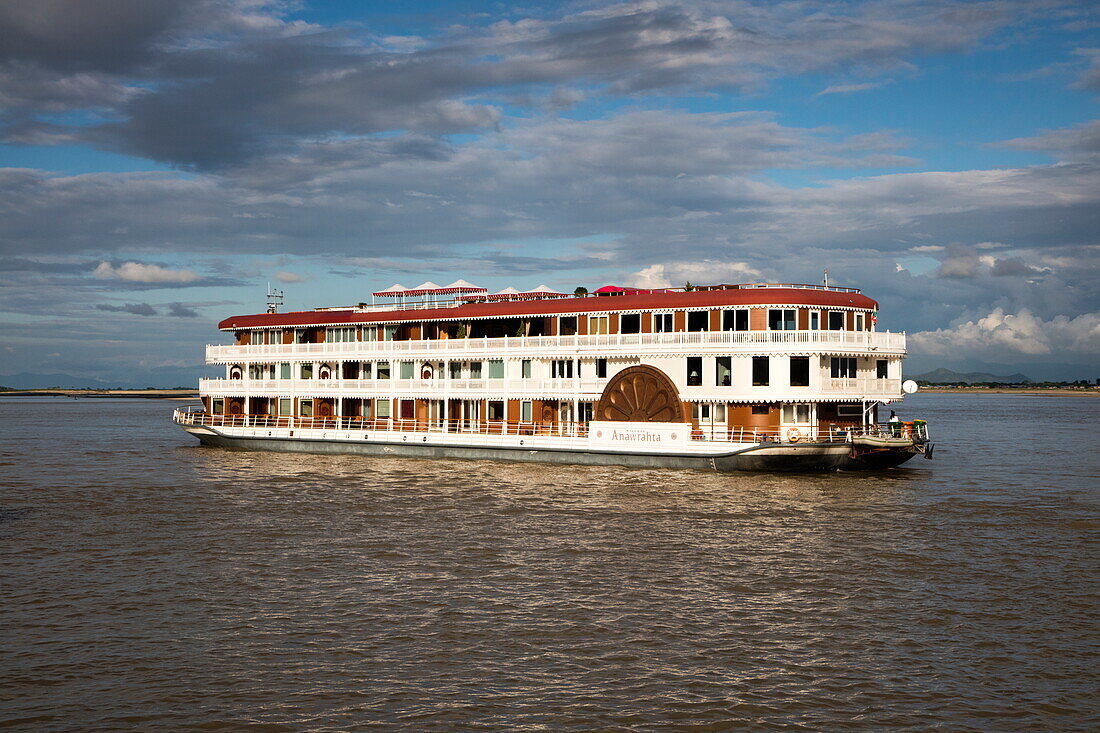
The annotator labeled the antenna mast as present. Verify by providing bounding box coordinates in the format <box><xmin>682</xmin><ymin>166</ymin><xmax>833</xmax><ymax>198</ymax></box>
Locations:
<box><xmin>266</xmin><ymin>283</ymin><xmax>284</xmax><ymax>314</ymax></box>
<box><xmin>823</xmin><ymin>268</ymin><xmax>829</xmax><ymax>287</ymax></box>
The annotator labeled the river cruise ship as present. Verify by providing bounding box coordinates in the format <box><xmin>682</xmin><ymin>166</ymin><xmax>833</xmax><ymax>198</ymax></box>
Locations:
<box><xmin>174</xmin><ymin>280</ymin><xmax>932</xmax><ymax>471</ymax></box>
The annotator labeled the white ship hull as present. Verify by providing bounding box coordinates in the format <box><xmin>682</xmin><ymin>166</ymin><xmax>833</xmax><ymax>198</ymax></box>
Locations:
<box><xmin>179</xmin><ymin>421</ymin><xmax>852</xmax><ymax>473</ymax></box>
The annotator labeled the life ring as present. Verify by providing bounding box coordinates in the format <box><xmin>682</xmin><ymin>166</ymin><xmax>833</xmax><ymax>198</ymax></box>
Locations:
<box><xmin>788</xmin><ymin>428</ymin><xmax>802</xmax><ymax>443</ymax></box>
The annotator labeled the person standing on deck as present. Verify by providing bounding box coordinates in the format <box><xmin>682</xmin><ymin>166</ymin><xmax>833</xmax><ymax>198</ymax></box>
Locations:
<box><xmin>888</xmin><ymin>410</ymin><xmax>901</xmax><ymax>436</ymax></box>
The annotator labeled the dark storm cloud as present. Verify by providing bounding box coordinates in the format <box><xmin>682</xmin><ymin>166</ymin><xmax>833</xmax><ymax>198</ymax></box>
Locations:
<box><xmin>2</xmin><ymin>0</ymin><xmax>1020</xmax><ymax>168</ymax></box>
<box><xmin>0</xmin><ymin>0</ymin><xmax>186</xmax><ymax>73</ymax></box>
<box><xmin>1001</xmin><ymin>118</ymin><xmax>1100</xmax><ymax>159</ymax></box>
<box><xmin>0</xmin><ymin>0</ymin><xmax>301</xmax><ymax>111</ymax></box>
<box><xmin>166</xmin><ymin>302</ymin><xmax>199</xmax><ymax>317</ymax></box>
<box><xmin>95</xmin><ymin>302</ymin><xmax>157</xmax><ymax>316</ymax></box>
<box><xmin>0</xmin><ymin>256</ymin><xmax>91</xmax><ymax>273</ymax></box>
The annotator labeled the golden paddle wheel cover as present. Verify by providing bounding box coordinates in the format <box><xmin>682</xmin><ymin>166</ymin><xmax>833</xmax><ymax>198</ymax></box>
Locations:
<box><xmin>595</xmin><ymin>365</ymin><xmax>685</xmax><ymax>423</ymax></box>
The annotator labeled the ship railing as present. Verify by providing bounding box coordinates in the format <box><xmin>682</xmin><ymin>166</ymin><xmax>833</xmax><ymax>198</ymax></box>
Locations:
<box><xmin>208</xmin><ymin>329</ymin><xmax>907</xmax><ymax>360</ymax></box>
<box><xmin>851</xmin><ymin>420</ymin><xmax>929</xmax><ymax>441</ymax></box>
<box><xmin>175</xmin><ymin>407</ymin><xmax>872</xmax><ymax>443</ymax></box>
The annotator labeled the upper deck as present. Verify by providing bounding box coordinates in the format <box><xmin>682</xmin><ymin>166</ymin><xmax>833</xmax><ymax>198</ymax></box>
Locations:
<box><xmin>217</xmin><ymin>283</ymin><xmax>879</xmax><ymax>331</ymax></box>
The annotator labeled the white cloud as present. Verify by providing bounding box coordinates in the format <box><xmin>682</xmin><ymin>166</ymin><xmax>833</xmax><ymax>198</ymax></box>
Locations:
<box><xmin>911</xmin><ymin>309</ymin><xmax>1100</xmax><ymax>359</ymax></box>
<box><xmin>814</xmin><ymin>81</ymin><xmax>885</xmax><ymax>97</ymax></box>
<box><xmin>93</xmin><ymin>261</ymin><xmax>200</xmax><ymax>283</ymax></box>
<box><xmin>274</xmin><ymin>270</ymin><xmax>304</xmax><ymax>283</ymax></box>
<box><xmin>628</xmin><ymin>260</ymin><xmax>762</xmax><ymax>289</ymax></box>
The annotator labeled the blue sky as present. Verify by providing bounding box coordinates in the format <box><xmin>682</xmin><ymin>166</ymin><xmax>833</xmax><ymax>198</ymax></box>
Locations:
<box><xmin>0</xmin><ymin>0</ymin><xmax>1098</xmax><ymax>385</ymax></box>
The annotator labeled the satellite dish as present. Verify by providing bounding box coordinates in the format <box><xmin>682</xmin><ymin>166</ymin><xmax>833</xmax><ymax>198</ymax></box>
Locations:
<box><xmin>902</xmin><ymin>379</ymin><xmax>919</xmax><ymax>394</ymax></box>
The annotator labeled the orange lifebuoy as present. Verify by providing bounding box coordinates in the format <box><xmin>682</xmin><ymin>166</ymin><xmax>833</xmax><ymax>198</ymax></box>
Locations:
<box><xmin>788</xmin><ymin>428</ymin><xmax>802</xmax><ymax>443</ymax></box>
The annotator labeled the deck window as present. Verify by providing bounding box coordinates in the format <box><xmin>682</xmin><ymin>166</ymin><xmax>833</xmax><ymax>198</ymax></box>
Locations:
<box><xmin>300</xmin><ymin>363</ymin><xmax>313</xmax><ymax>379</ymax></box>
<box><xmin>399</xmin><ymin>400</ymin><xmax>414</xmax><ymax>420</ymax></box>
<box><xmin>326</xmin><ymin>327</ymin><xmax>355</xmax><ymax>343</ymax></box>
<box><xmin>692</xmin><ymin>404</ymin><xmax>727</xmax><ymax>422</ymax></box>
<box><xmin>521</xmin><ymin>401</ymin><xmax>533</xmax><ymax>422</ymax></box>
<box><xmin>830</xmin><ymin>357</ymin><xmax>857</xmax><ymax>378</ymax></box>
<box><xmin>877</xmin><ymin>359</ymin><xmax>888</xmax><ymax>379</ymax></box>
<box><xmin>383</xmin><ymin>325</ymin><xmax>397</xmax><ymax>341</ymax></box>
<box><xmin>488</xmin><ymin>360</ymin><xmax>504</xmax><ymax>379</ymax></box>
<box><xmin>620</xmin><ymin>313</ymin><xmax>641</xmax><ymax>334</ymax></box>
<box><xmin>687</xmin><ymin>311</ymin><xmax>709</xmax><ymax>332</ymax></box>
<box><xmin>278</xmin><ymin>398</ymin><xmax>292</xmax><ymax>416</ymax></box>
<box><xmin>376</xmin><ymin>399</ymin><xmax>391</xmax><ymax>418</ymax></box>
<box><xmin>687</xmin><ymin>357</ymin><xmax>703</xmax><ymax>386</ymax></box>
<box><xmin>596</xmin><ymin>358</ymin><xmax>607</xmax><ymax>378</ymax></box>
<box><xmin>469</xmin><ymin>361</ymin><xmax>482</xmax><ymax>379</ymax></box>
<box><xmin>279</xmin><ymin>363</ymin><xmax>291</xmax><ymax>380</ymax></box>
<box><xmin>377</xmin><ymin>361</ymin><xmax>390</xmax><ymax>380</ymax></box>
<box><xmin>552</xmin><ymin>360</ymin><xmax>574</xmax><ymax>378</ymax></box>
<box><xmin>837</xmin><ymin>404</ymin><xmax>862</xmax><ymax>418</ymax></box>
<box><xmin>559</xmin><ymin>316</ymin><xmax>578</xmax><ymax>336</ymax></box>
<box><xmin>809</xmin><ymin>311</ymin><xmax>820</xmax><ymax>330</ymax></box>
<box><xmin>752</xmin><ymin>357</ymin><xmax>769</xmax><ymax>386</ymax></box>
<box><xmin>723</xmin><ymin>309</ymin><xmax>749</xmax><ymax>331</ymax></box>
<box><xmin>828</xmin><ymin>312</ymin><xmax>845</xmax><ymax>330</ymax></box>
<box><xmin>521</xmin><ymin>359</ymin><xmax>532</xmax><ymax>378</ymax></box>
<box><xmin>782</xmin><ymin>404</ymin><xmax>810</xmax><ymax>423</ymax></box>
<box><xmin>768</xmin><ymin>309</ymin><xmax>796</xmax><ymax>331</ymax></box>
<box><xmin>488</xmin><ymin>401</ymin><xmax>505</xmax><ymax>421</ymax></box>
<box><xmin>300</xmin><ymin>399</ymin><xmax>313</xmax><ymax>417</ymax></box>
<box><xmin>589</xmin><ymin>316</ymin><xmax>609</xmax><ymax>335</ymax></box>
<box><xmin>212</xmin><ymin>398</ymin><xmax>224</xmax><ymax>415</ymax></box>
<box><xmin>399</xmin><ymin>361</ymin><xmax>414</xmax><ymax>379</ymax></box>
<box><xmin>653</xmin><ymin>313</ymin><xmax>673</xmax><ymax>332</ymax></box>
<box><xmin>716</xmin><ymin>357</ymin><xmax>731</xmax><ymax>386</ymax></box>
<box><xmin>751</xmin><ymin>404</ymin><xmax>770</xmax><ymax>415</ymax></box>
<box><xmin>790</xmin><ymin>357</ymin><xmax>810</xmax><ymax>387</ymax></box>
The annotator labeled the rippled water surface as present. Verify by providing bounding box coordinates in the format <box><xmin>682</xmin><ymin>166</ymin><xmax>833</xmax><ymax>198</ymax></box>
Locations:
<box><xmin>2</xmin><ymin>394</ymin><xmax>1098</xmax><ymax>731</ymax></box>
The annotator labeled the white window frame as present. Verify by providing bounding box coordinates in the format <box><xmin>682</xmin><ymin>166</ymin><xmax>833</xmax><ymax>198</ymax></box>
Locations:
<box><xmin>782</xmin><ymin>403</ymin><xmax>811</xmax><ymax>424</ymax></box>
<box><xmin>768</xmin><ymin>309</ymin><xmax>796</xmax><ymax>331</ymax></box>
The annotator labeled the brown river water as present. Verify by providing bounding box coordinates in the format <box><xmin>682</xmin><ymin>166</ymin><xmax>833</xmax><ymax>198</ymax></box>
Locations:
<box><xmin>2</xmin><ymin>394</ymin><xmax>1098</xmax><ymax>731</ymax></box>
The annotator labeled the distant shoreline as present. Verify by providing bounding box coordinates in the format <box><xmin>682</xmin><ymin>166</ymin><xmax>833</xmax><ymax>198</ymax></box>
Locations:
<box><xmin>0</xmin><ymin>389</ymin><xmax>199</xmax><ymax>400</ymax></box>
<box><xmin>918</xmin><ymin>387</ymin><xmax>1099</xmax><ymax>395</ymax></box>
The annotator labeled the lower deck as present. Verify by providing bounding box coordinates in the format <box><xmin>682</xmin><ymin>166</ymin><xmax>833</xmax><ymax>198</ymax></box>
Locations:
<box><xmin>174</xmin><ymin>408</ymin><xmax>928</xmax><ymax>473</ymax></box>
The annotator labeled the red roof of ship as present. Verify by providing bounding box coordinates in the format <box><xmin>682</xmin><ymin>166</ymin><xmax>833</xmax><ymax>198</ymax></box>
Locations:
<box><xmin>218</xmin><ymin>287</ymin><xmax>878</xmax><ymax>330</ymax></box>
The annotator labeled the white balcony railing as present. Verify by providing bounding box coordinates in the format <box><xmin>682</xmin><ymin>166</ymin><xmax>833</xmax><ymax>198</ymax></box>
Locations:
<box><xmin>823</xmin><ymin>378</ymin><xmax>901</xmax><ymax>394</ymax></box>
<box><xmin>198</xmin><ymin>375</ymin><xmax>902</xmax><ymax>400</ymax></box>
<box><xmin>199</xmin><ymin>377</ymin><xmax>608</xmax><ymax>396</ymax></box>
<box><xmin>207</xmin><ymin>329</ymin><xmax>906</xmax><ymax>363</ymax></box>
